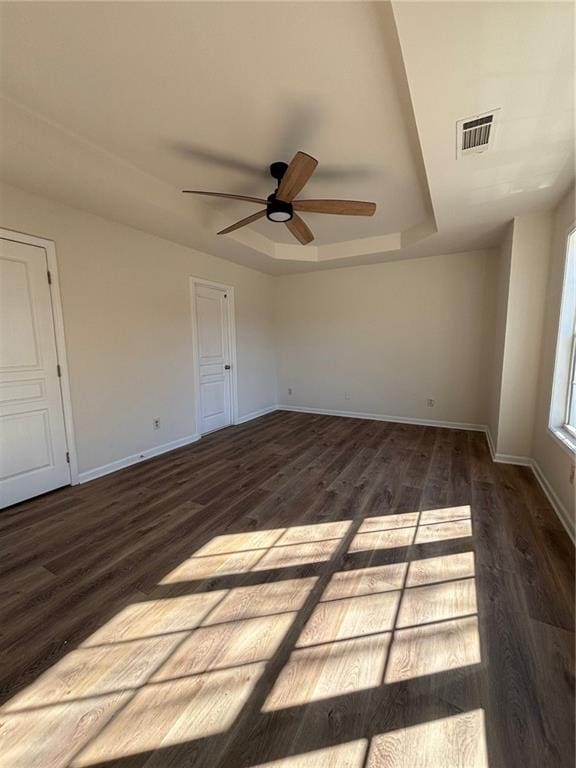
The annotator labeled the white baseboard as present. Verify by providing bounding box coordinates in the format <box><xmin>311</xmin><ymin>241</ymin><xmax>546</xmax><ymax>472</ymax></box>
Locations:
<box><xmin>280</xmin><ymin>410</ymin><xmax>574</xmax><ymax>542</ymax></box>
<box><xmin>278</xmin><ymin>404</ymin><xmax>486</xmax><ymax>432</ymax></box>
<box><xmin>531</xmin><ymin>460</ymin><xmax>575</xmax><ymax>543</ymax></box>
<box><xmin>235</xmin><ymin>406</ymin><xmax>278</xmax><ymax>425</ymax></box>
<box><xmin>484</xmin><ymin>428</ymin><xmax>497</xmax><ymax>460</ymax></box>
<box><xmin>78</xmin><ymin>433</ymin><xmax>200</xmax><ymax>484</ymax></box>
<box><xmin>484</xmin><ymin>428</ymin><xmax>532</xmax><ymax>465</ymax></box>
<box><xmin>493</xmin><ymin>452</ymin><xmax>533</xmax><ymax>466</ymax></box>
<box><xmin>75</xmin><ymin>408</ymin><xmax>574</xmax><ymax>544</ymax></box>
<box><xmin>484</xmin><ymin>428</ymin><xmax>574</xmax><ymax>543</ymax></box>
<box><xmin>78</xmin><ymin>408</ymin><xmax>278</xmax><ymax>485</ymax></box>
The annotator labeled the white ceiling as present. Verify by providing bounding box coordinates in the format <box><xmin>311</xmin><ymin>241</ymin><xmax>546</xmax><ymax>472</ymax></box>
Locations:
<box><xmin>393</xmin><ymin>1</ymin><xmax>574</xmax><ymax>231</ymax></box>
<box><xmin>0</xmin><ymin>1</ymin><xmax>573</xmax><ymax>274</ymax></box>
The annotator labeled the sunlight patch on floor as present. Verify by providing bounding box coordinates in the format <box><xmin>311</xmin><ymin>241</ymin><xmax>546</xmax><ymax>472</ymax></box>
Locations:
<box><xmin>322</xmin><ymin>562</ymin><xmax>408</xmax><ymax>600</ymax></box>
<box><xmin>359</xmin><ymin>512</ymin><xmax>420</xmax><ymax>532</ymax></box>
<box><xmin>419</xmin><ymin>506</ymin><xmax>472</xmax><ymax>525</ymax></box>
<box><xmin>262</xmin><ymin>633</ymin><xmax>391</xmax><ymax>711</ymax></box>
<box><xmin>252</xmin><ymin>538</ymin><xmax>342</xmax><ymax>571</ymax></box>
<box><xmin>160</xmin><ymin>549</ymin><xmax>266</xmax><ymax>582</ymax></box>
<box><xmin>194</xmin><ymin>528</ymin><xmax>287</xmax><ymax>556</ymax></box>
<box><xmin>349</xmin><ymin>525</ymin><xmax>416</xmax><ymax>552</ymax></box>
<box><xmin>0</xmin><ymin>522</ymin><xmax>334</xmax><ymax>767</ymax></box>
<box><xmin>397</xmin><ymin>577</ymin><xmax>477</xmax><ymax>627</ymax></box>
<box><xmin>202</xmin><ymin>577</ymin><xmax>317</xmax><ymax>625</ymax></box>
<box><xmin>351</xmin><ymin>506</ymin><xmax>472</xmax><ymax>553</ymax></box>
<box><xmin>1</xmin><ymin>692</ymin><xmax>132</xmax><ymax>768</ymax></box>
<box><xmin>191</xmin><ymin>520</ymin><xmax>352</xmax><ymax>559</ymax></box>
<box><xmin>265</xmin><ymin>538</ymin><xmax>480</xmax><ymax>710</ymax></box>
<box><xmin>152</xmin><ymin>613</ymin><xmax>296</xmax><ymax>679</ymax></box>
<box><xmin>84</xmin><ymin>590</ymin><xmax>227</xmax><ymax>644</ymax></box>
<box><xmin>385</xmin><ymin>616</ymin><xmax>481</xmax><ymax>683</ymax></box>
<box><xmin>3</xmin><ymin>633</ymin><xmax>186</xmax><ymax>711</ymax></box>
<box><xmin>0</xmin><ymin>512</ymin><xmax>484</xmax><ymax>767</ymax></box>
<box><xmin>252</xmin><ymin>739</ymin><xmax>368</xmax><ymax>767</ymax></box>
<box><xmin>367</xmin><ymin>709</ymin><xmax>489</xmax><ymax>767</ymax></box>
<box><xmin>414</xmin><ymin>518</ymin><xmax>472</xmax><ymax>544</ymax></box>
<box><xmin>359</xmin><ymin>506</ymin><xmax>470</xmax><ymax>533</ymax></box>
<box><xmin>296</xmin><ymin>591</ymin><xmax>399</xmax><ymax>646</ymax></box>
<box><xmin>275</xmin><ymin>520</ymin><xmax>352</xmax><ymax>546</ymax></box>
<box><xmin>72</xmin><ymin>662</ymin><xmax>267</xmax><ymax>766</ymax></box>
<box><xmin>406</xmin><ymin>551</ymin><xmax>475</xmax><ymax>587</ymax></box>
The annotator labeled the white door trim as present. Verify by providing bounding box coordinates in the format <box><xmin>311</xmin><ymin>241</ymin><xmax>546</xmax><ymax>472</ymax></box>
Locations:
<box><xmin>0</xmin><ymin>227</ymin><xmax>79</xmax><ymax>485</ymax></box>
<box><xmin>189</xmin><ymin>276</ymin><xmax>238</xmax><ymax>435</ymax></box>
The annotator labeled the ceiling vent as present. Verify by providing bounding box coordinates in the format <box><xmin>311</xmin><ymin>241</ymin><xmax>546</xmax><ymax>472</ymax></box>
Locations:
<box><xmin>456</xmin><ymin>110</ymin><xmax>500</xmax><ymax>158</ymax></box>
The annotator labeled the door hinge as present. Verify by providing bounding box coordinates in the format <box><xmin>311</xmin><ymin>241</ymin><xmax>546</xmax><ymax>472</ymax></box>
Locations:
<box><xmin>47</xmin><ymin>270</ymin><xmax>52</xmax><ymax>285</ymax></box>
<box><xmin>66</xmin><ymin>451</ymin><xmax>70</xmax><ymax>464</ymax></box>
<box><xmin>57</xmin><ymin>364</ymin><xmax>62</xmax><ymax>378</ymax></box>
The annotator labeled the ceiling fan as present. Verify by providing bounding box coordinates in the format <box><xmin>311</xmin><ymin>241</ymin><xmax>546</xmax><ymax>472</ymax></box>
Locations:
<box><xmin>182</xmin><ymin>151</ymin><xmax>377</xmax><ymax>245</ymax></box>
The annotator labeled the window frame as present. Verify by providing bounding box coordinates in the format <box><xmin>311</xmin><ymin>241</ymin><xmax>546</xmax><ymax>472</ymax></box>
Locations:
<box><xmin>549</xmin><ymin>223</ymin><xmax>576</xmax><ymax>456</ymax></box>
<box><xmin>564</xmin><ymin>330</ymin><xmax>576</xmax><ymax>437</ymax></box>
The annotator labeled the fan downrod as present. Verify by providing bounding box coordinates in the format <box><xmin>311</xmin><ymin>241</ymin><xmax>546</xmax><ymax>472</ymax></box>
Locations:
<box><xmin>269</xmin><ymin>162</ymin><xmax>288</xmax><ymax>182</ymax></box>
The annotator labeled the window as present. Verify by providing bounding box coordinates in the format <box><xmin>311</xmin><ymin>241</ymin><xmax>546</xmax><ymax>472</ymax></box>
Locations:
<box><xmin>550</xmin><ymin>226</ymin><xmax>576</xmax><ymax>452</ymax></box>
<box><xmin>566</xmin><ymin>327</ymin><xmax>576</xmax><ymax>435</ymax></box>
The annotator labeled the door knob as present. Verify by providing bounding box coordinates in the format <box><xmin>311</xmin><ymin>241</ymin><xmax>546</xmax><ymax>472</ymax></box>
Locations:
<box><xmin>224</xmin><ymin>364</ymin><xmax>231</xmax><ymax>370</ymax></box>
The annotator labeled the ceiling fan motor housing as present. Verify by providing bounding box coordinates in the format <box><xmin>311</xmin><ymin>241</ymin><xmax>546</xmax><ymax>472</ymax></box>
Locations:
<box><xmin>266</xmin><ymin>194</ymin><xmax>293</xmax><ymax>222</ymax></box>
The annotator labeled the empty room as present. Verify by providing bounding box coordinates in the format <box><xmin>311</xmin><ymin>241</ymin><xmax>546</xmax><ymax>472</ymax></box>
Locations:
<box><xmin>0</xmin><ymin>1</ymin><xmax>574</xmax><ymax>766</ymax></box>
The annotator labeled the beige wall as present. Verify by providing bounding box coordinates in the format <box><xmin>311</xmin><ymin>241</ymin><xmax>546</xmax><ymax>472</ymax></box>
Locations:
<box><xmin>532</xmin><ymin>186</ymin><xmax>575</xmax><ymax>525</ymax></box>
<box><xmin>2</xmin><ymin>179</ymin><xmax>573</xmax><ymax>531</ymax></box>
<box><xmin>0</xmin><ymin>182</ymin><xmax>277</xmax><ymax>474</ymax></box>
<box><xmin>275</xmin><ymin>251</ymin><xmax>497</xmax><ymax>426</ymax></box>
<box><xmin>488</xmin><ymin>223</ymin><xmax>512</xmax><ymax>444</ymax></box>
<box><xmin>493</xmin><ymin>212</ymin><xmax>553</xmax><ymax>457</ymax></box>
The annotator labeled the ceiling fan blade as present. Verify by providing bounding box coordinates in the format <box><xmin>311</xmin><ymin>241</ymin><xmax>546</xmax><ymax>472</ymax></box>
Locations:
<box><xmin>292</xmin><ymin>199</ymin><xmax>376</xmax><ymax>216</ymax></box>
<box><xmin>285</xmin><ymin>213</ymin><xmax>314</xmax><ymax>245</ymax></box>
<box><xmin>182</xmin><ymin>190</ymin><xmax>267</xmax><ymax>204</ymax></box>
<box><xmin>276</xmin><ymin>152</ymin><xmax>318</xmax><ymax>202</ymax></box>
<box><xmin>217</xmin><ymin>210</ymin><xmax>267</xmax><ymax>235</ymax></box>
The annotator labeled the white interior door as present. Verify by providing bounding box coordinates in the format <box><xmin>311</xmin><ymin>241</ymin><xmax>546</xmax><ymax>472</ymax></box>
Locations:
<box><xmin>0</xmin><ymin>238</ymin><xmax>70</xmax><ymax>508</ymax></box>
<box><xmin>194</xmin><ymin>283</ymin><xmax>233</xmax><ymax>435</ymax></box>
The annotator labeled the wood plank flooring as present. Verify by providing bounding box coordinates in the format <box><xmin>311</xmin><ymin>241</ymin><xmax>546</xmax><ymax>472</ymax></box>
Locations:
<box><xmin>0</xmin><ymin>411</ymin><xmax>573</xmax><ymax>768</ymax></box>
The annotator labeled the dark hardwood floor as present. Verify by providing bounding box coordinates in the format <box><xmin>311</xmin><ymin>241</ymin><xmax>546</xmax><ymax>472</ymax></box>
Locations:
<box><xmin>0</xmin><ymin>412</ymin><xmax>573</xmax><ymax>767</ymax></box>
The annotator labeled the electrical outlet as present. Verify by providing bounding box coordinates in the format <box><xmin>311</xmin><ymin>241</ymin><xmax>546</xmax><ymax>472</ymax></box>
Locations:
<box><xmin>427</xmin><ymin>398</ymin><xmax>435</xmax><ymax>408</ymax></box>
<box><xmin>153</xmin><ymin>418</ymin><xmax>160</xmax><ymax>430</ymax></box>
<box><xmin>288</xmin><ymin>387</ymin><xmax>293</xmax><ymax>396</ymax></box>
<box><xmin>344</xmin><ymin>392</ymin><xmax>351</xmax><ymax>400</ymax></box>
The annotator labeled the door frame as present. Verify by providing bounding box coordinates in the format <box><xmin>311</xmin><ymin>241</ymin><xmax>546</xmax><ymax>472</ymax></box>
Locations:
<box><xmin>189</xmin><ymin>276</ymin><xmax>239</xmax><ymax>436</ymax></box>
<box><xmin>0</xmin><ymin>227</ymin><xmax>79</xmax><ymax>485</ymax></box>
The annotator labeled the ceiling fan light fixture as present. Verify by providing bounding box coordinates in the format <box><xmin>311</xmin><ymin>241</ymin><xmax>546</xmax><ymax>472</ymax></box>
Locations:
<box><xmin>268</xmin><ymin>209</ymin><xmax>292</xmax><ymax>222</ymax></box>
<box><xmin>266</xmin><ymin>196</ymin><xmax>293</xmax><ymax>223</ymax></box>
